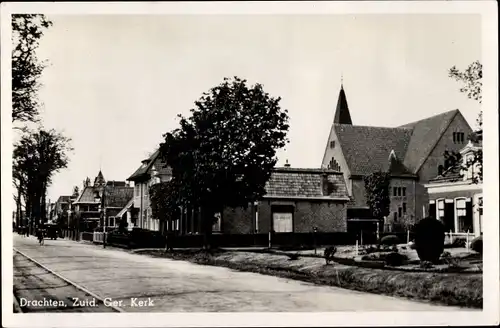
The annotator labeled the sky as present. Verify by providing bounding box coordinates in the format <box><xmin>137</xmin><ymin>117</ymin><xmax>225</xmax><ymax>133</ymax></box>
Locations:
<box><xmin>24</xmin><ymin>14</ymin><xmax>481</xmax><ymax>204</ymax></box>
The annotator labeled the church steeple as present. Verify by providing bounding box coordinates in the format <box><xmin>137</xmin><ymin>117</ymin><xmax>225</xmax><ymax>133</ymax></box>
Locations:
<box><xmin>94</xmin><ymin>170</ymin><xmax>106</xmax><ymax>187</ymax></box>
<box><xmin>333</xmin><ymin>82</ymin><xmax>353</xmax><ymax>125</ymax></box>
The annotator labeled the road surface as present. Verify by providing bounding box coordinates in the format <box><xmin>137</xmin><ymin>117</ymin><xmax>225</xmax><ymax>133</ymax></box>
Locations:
<box><xmin>13</xmin><ymin>235</ymin><xmax>472</xmax><ymax>312</ymax></box>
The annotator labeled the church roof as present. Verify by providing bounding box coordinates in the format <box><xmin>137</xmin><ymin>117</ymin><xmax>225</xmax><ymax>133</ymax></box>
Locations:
<box><xmin>333</xmin><ymin>85</ymin><xmax>352</xmax><ymax>124</ymax></box>
<box><xmin>400</xmin><ymin>109</ymin><xmax>459</xmax><ymax>173</ymax></box>
<box><xmin>334</xmin><ymin>124</ymin><xmax>413</xmax><ymax>176</ymax></box>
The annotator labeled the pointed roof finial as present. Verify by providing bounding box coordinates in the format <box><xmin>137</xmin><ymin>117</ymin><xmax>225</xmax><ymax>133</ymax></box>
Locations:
<box><xmin>333</xmin><ymin>79</ymin><xmax>352</xmax><ymax>125</ymax></box>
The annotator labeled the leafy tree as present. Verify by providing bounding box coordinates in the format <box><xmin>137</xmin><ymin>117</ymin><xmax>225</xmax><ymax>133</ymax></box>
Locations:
<box><xmin>364</xmin><ymin>171</ymin><xmax>391</xmax><ymax>220</ymax></box>
<box><xmin>158</xmin><ymin>76</ymin><xmax>289</xmax><ymax>248</ymax></box>
<box><xmin>149</xmin><ymin>180</ymin><xmax>181</xmax><ymax>232</ymax></box>
<box><xmin>443</xmin><ymin>61</ymin><xmax>483</xmax><ymax>183</ymax></box>
<box><xmin>13</xmin><ymin>128</ymin><xmax>72</xmax><ymax>230</ymax></box>
<box><xmin>12</xmin><ymin>14</ymin><xmax>52</xmax><ymax>124</ymax></box>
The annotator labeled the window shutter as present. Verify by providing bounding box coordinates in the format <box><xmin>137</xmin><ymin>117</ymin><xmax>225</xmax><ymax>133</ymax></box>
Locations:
<box><xmin>429</xmin><ymin>203</ymin><xmax>436</xmax><ymax>218</ymax></box>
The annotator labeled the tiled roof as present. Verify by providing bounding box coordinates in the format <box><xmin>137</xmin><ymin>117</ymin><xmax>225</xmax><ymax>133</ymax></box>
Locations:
<box><xmin>74</xmin><ymin>184</ymin><xmax>133</xmax><ymax>208</ymax></box>
<box><xmin>428</xmin><ymin>165</ymin><xmax>462</xmax><ymax>183</ymax></box>
<box><xmin>128</xmin><ymin>149</ymin><xmax>172</xmax><ymax>181</ymax></box>
<box><xmin>74</xmin><ymin>186</ymin><xmax>97</xmax><ymax>204</ymax></box>
<box><xmin>400</xmin><ymin>109</ymin><xmax>459</xmax><ymax>173</ymax></box>
<box><xmin>334</xmin><ymin>124</ymin><xmax>413</xmax><ymax>176</ymax></box>
<box><xmin>264</xmin><ymin>167</ymin><xmax>349</xmax><ymax>200</ymax></box>
<box><xmin>56</xmin><ymin>195</ymin><xmax>71</xmax><ymax>204</ymax></box>
<box><xmin>104</xmin><ymin>186</ymin><xmax>134</xmax><ymax>208</ymax></box>
<box><xmin>115</xmin><ymin>198</ymin><xmax>134</xmax><ymax>218</ymax></box>
<box><xmin>388</xmin><ymin>150</ymin><xmax>416</xmax><ymax>177</ymax></box>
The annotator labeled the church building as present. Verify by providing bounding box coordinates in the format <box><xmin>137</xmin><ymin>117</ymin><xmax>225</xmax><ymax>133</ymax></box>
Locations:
<box><xmin>322</xmin><ymin>84</ymin><xmax>474</xmax><ymax>233</ymax></box>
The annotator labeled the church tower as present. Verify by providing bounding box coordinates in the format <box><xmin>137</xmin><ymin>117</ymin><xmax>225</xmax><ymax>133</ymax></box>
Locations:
<box><xmin>333</xmin><ymin>83</ymin><xmax>353</xmax><ymax>125</ymax></box>
<box><xmin>93</xmin><ymin>170</ymin><xmax>106</xmax><ymax>188</ymax></box>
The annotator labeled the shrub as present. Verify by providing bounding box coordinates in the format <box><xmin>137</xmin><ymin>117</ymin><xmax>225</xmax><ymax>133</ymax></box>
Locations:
<box><xmin>414</xmin><ymin>217</ymin><xmax>445</xmax><ymax>264</ymax></box>
<box><xmin>385</xmin><ymin>252</ymin><xmax>408</xmax><ymax>266</ymax></box>
<box><xmin>324</xmin><ymin>246</ymin><xmax>337</xmax><ymax>265</ymax></box>
<box><xmin>287</xmin><ymin>252</ymin><xmax>300</xmax><ymax>261</ymax></box>
<box><xmin>380</xmin><ymin>235</ymin><xmax>400</xmax><ymax>246</ymax></box>
<box><xmin>470</xmin><ymin>236</ymin><xmax>483</xmax><ymax>254</ymax></box>
<box><xmin>419</xmin><ymin>260</ymin><xmax>434</xmax><ymax>269</ymax></box>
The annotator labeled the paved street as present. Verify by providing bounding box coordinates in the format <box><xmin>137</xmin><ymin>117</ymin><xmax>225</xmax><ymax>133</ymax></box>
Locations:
<box><xmin>13</xmin><ymin>235</ymin><xmax>471</xmax><ymax>312</ymax></box>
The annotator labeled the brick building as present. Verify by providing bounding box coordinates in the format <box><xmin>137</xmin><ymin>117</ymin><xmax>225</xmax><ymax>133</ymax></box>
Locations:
<box><xmin>172</xmin><ymin>167</ymin><xmax>350</xmax><ymax>235</ymax></box>
<box><xmin>322</xmin><ymin>84</ymin><xmax>474</xmax><ymax>233</ymax></box>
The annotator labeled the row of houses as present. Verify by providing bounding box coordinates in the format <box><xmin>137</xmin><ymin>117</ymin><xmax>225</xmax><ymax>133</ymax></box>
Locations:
<box><xmin>51</xmin><ymin>85</ymin><xmax>483</xmax><ymax>238</ymax></box>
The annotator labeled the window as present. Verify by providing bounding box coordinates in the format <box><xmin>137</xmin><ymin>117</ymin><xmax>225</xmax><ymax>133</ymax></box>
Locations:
<box><xmin>393</xmin><ymin>212</ymin><xmax>398</xmax><ymax>222</ymax></box>
<box><xmin>402</xmin><ymin>187</ymin><xmax>406</xmax><ymax>197</ymax></box>
<box><xmin>393</xmin><ymin>187</ymin><xmax>397</xmax><ymax>197</ymax></box>
<box><xmin>456</xmin><ymin>198</ymin><xmax>466</xmax><ymax>217</ymax></box>
<box><xmin>330</xmin><ymin>140</ymin><xmax>335</xmax><ymax>148</ymax></box>
<box><xmin>273</xmin><ymin>212</ymin><xmax>293</xmax><ymax>233</ymax></box>
<box><xmin>398</xmin><ymin>207</ymin><xmax>402</xmax><ymax>218</ymax></box>
<box><xmin>397</xmin><ymin>187</ymin><xmax>402</xmax><ymax>196</ymax></box>
<box><xmin>212</xmin><ymin>212</ymin><xmax>221</xmax><ymax>232</ymax></box>
<box><xmin>109</xmin><ymin>217</ymin><xmax>115</xmax><ymax>227</ymax></box>
<box><xmin>134</xmin><ymin>184</ymin><xmax>140</xmax><ymax>197</ymax></box>
<box><xmin>454</xmin><ymin>132</ymin><xmax>465</xmax><ymax>144</ymax></box>
<box><xmin>437</xmin><ymin>199</ymin><xmax>445</xmax><ymax>220</ymax></box>
<box><xmin>402</xmin><ymin>203</ymin><xmax>407</xmax><ymax>214</ymax></box>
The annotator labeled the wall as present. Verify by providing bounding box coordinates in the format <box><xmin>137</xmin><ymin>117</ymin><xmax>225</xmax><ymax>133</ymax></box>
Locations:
<box><xmin>418</xmin><ymin>112</ymin><xmax>474</xmax><ymax>183</ymax></box>
<box><xmin>222</xmin><ymin>199</ymin><xmax>347</xmax><ymax>234</ymax></box>
<box><xmin>386</xmin><ymin>178</ymin><xmax>417</xmax><ymax>230</ymax></box>
<box><xmin>415</xmin><ymin>112</ymin><xmax>473</xmax><ymax>223</ymax></box>
<box><xmin>350</xmin><ymin>178</ymin><xmax>367</xmax><ymax>208</ymax></box>
<box><xmin>321</xmin><ymin>126</ymin><xmax>353</xmax><ymax>195</ymax></box>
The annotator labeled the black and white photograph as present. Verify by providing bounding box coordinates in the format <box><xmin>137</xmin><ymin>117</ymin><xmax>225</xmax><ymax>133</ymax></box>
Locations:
<box><xmin>1</xmin><ymin>1</ymin><xmax>499</xmax><ymax>327</ymax></box>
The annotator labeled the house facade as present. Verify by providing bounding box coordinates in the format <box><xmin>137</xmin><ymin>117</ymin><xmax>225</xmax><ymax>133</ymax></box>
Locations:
<box><xmin>322</xmin><ymin>84</ymin><xmax>474</xmax><ymax>233</ymax></box>
<box><xmin>425</xmin><ymin>139</ymin><xmax>483</xmax><ymax>237</ymax></box>
<box><xmin>127</xmin><ymin>150</ymin><xmax>172</xmax><ymax>231</ymax></box>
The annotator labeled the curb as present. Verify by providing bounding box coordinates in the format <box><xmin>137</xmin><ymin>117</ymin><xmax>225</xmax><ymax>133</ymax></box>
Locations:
<box><xmin>13</xmin><ymin>248</ymin><xmax>125</xmax><ymax>313</ymax></box>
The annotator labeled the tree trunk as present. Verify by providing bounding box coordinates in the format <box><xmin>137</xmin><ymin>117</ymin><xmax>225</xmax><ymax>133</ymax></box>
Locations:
<box><xmin>16</xmin><ymin>185</ymin><xmax>22</xmax><ymax>228</ymax></box>
<box><xmin>202</xmin><ymin>207</ymin><xmax>214</xmax><ymax>250</ymax></box>
<box><xmin>41</xmin><ymin>183</ymin><xmax>47</xmax><ymax>224</ymax></box>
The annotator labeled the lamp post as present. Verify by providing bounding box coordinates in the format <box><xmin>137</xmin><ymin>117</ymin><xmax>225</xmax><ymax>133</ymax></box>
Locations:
<box><xmin>95</xmin><ymin>187</ymin><xmax>106</xmax><ymax>248</ymax></box>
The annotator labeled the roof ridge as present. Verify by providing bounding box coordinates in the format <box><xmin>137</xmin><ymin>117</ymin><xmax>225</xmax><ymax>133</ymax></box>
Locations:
<box><xmin>334</xmin><ymin>123</ymin><xmax>413</xmax><ymax>130</ymax></box>
<box><xmin>399</xmin><ymin>109</ymin><xmax>459</xmax><ymax>128</ymax></box>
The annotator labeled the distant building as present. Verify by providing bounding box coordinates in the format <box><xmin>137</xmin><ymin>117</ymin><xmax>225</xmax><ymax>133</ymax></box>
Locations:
<box><xmin>73</xmin><ymin>171</ymin><xmax>134</xmax><ymax>231</ymax></box>
<box><xmin>322</xmin><ymin>84</ymin><xmax>474</xmax><ymax>233</ymax></box>
<box><xmin>425</xmin><ymin>138</ymin><xmax>483</xmax><ymax>237</ymax></box>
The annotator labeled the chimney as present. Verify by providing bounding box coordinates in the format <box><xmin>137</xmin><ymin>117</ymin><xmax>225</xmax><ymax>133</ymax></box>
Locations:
<box><xmin>284</xmin><ymin>159</ymin><xmax>291</xmax><ymax>168</ymax></box>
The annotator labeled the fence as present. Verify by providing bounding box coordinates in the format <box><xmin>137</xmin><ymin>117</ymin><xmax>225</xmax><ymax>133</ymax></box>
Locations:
<box><xmin>445</xmin><ymin>231</ymin><xmax>476</xmax><ymax>249</ymax></box>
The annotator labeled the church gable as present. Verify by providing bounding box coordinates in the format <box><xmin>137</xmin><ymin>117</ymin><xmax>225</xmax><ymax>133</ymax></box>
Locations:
<box><xmin>401</xmin><ymin>109</ymin><xmax>459</xmax><ymax>174</ymax></box>
<box><xmin>417</xmin><ymin>110</ymin><xmax>474</xmax><ymax>182</ymax></box>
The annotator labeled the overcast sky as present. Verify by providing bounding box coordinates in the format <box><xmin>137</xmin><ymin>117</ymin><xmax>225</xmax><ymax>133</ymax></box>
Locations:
<box><xmin>29</xmin><ymin>14</ymin><xmax>481</xmax><ymax>203</ymax></box>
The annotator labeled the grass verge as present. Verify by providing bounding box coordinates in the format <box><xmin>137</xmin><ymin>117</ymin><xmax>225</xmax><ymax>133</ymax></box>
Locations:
<box><xmin>138</xmin><ymin>249</ymin><xmax>482</xmax><ymax>309</ymax></box>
